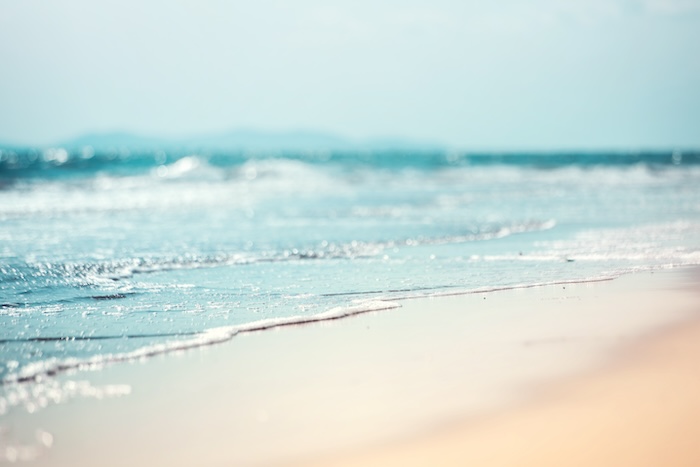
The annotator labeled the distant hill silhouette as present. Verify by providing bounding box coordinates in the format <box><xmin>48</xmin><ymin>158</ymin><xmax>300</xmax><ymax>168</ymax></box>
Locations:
<box><xmin>1</xmin><ymin>130</ymin><xmax>442</xmax><ymax>152</ymax></box>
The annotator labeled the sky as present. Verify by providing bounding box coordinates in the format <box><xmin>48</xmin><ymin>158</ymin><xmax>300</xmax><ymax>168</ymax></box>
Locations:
<box><xmin>1</xmin><ymin>0</ymin><xmax>699</xmax><ymax>150</ymax></box>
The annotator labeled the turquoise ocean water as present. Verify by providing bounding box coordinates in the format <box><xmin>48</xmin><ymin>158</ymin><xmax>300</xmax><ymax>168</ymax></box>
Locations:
<box><xmin>1</xmin><ymin>148</ymin><xmax>699</xmax><ymax>413</ymax></box>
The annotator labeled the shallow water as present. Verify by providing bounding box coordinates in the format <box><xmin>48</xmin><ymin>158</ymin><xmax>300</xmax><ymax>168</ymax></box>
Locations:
<box><xmin>1</xmin><ymin>149</ymin><xmax>699</xmax><ymax>392</ymax></box>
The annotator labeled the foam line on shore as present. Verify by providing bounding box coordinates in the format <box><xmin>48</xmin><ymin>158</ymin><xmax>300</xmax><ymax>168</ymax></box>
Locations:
<box><xmin>0</xmin><ymin>269</ymin><xmax>674</xmax><ymax>387</ymax></box>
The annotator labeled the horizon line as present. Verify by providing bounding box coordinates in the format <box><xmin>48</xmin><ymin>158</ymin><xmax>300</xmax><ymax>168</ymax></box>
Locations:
<box><xmin>0</xmin><ymin>128</ymin><xmax>698</xmax><ymax>154</ymax></box>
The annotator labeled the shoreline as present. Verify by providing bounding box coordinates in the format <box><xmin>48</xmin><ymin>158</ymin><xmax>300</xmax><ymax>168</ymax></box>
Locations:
<box><xmin>2</xmin><ymin>274</ymin><xmax>621</xmax><ymax>387</ymax></box>
<box><xmin>3</xmin><ymin>267</ymin><xmax>699</xmax><ymax>466</ymax></box>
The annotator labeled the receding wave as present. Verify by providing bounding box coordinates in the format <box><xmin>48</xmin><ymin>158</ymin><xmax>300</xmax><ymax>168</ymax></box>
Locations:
<box><xmin>0</xmin><ymin>331</ymin><xmax>200</xmax><ymax>345</ymax></box>
<box><xmin>1</xmin><ymin>273</ymin><xmax>622</xmax><ymax>386</ymax></box>
<box><xmin>1</xmin><ymin>300</ymin><xmax>400</xmax><ymax>384</ymax></box>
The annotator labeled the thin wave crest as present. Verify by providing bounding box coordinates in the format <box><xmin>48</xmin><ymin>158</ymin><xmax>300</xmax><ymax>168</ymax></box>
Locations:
<box><xmin>2</xmin><ymin>148</ymin><xmax>699</xmax><ymax>180</ymax></box>
<box><xmin>1</xmin><ymin>220</ymin><xmax>556</xmax><ymax>288</ymax></box>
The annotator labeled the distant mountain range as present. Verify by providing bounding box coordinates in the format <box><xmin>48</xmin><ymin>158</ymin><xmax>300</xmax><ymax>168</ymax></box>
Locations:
<box><xmin>1</xmin><ymin>130</ymin><xmax>443</xmax><ymax>153</ymax></box>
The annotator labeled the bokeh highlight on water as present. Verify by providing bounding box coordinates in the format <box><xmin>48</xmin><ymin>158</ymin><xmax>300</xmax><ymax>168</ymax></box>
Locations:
<box><xmin>1</xmin><ymin>148</ymin><xmax>699</xmax><ymax>389</ymax></box>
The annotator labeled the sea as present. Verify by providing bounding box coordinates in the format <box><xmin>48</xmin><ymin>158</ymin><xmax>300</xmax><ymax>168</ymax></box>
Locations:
<box><xmin>1</xmin><ymin>147</ymin><xmax>699</xmax><ymax>423</ymax></box>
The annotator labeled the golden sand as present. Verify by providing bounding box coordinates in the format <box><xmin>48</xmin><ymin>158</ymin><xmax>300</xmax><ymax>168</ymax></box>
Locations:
<box><xmin>302</xmin><ymin>319</ymin><xmax>700</xmax><ymax>467</ymax></box>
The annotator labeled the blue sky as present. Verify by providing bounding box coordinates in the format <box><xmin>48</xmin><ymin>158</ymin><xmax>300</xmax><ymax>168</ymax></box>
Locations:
<box><xmin>1</xmin><ymin>0</ymin><xmax>699</xmax><ymax>149</ymax></box>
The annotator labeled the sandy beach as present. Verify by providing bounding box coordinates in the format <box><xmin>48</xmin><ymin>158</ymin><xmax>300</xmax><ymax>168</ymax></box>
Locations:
<box><xmin>3</xmin><ymin>267</ymin><xmax>699</xmax><ymax>466</ymax></box>
<box><xmin>303</xmin><ymin>288</ymin><xmax>700</xmax><ymax>467</ymax></box>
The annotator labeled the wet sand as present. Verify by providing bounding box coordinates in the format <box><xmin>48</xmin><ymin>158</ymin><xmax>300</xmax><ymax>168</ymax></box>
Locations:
<box><xmin>4</xmin><ymin>268</ymin><xmax>699</xmax><ymax>466</ymax></box>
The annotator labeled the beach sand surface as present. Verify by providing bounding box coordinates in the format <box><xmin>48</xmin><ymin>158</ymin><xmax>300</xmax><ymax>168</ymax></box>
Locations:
<box><xmin>4</xmin><ymin>268</ymin><xmax>699</xmax><ymax>466</ymax></box>
<box><xmin>303</xmin><ymin>303</ymin><xmax>700</xmax><ymax>467</ymax></box>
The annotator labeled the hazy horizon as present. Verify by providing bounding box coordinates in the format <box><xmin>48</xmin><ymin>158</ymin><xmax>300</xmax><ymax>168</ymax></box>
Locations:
<box><xmin>2</xmin><ymin>127</ymin><xmax>699</xmax><ymax>153</ymax></box>
<box><xmin>1</xmin><ymin>1</ymin><xmax>699</xmax><ymax>150</ymax></box>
